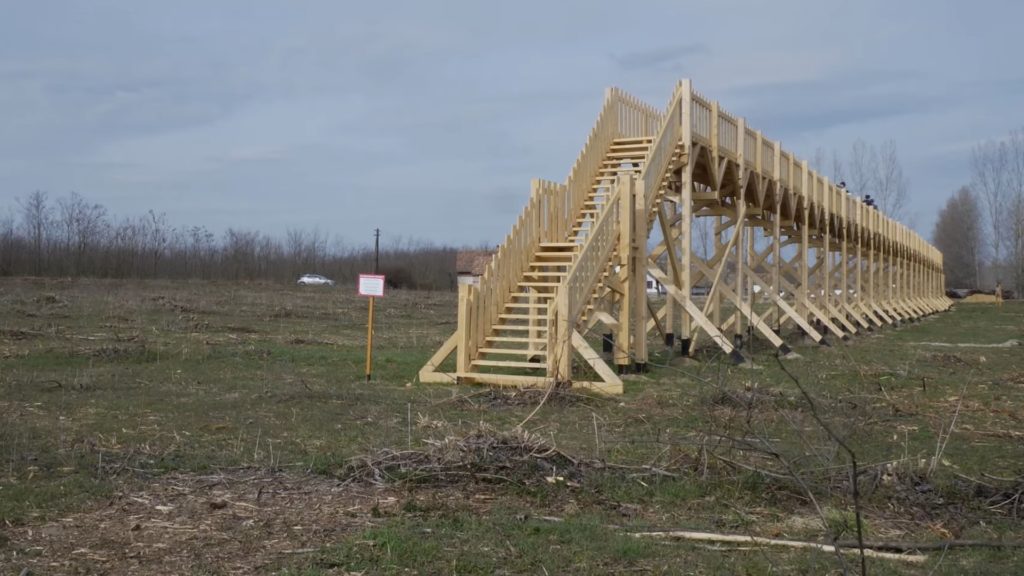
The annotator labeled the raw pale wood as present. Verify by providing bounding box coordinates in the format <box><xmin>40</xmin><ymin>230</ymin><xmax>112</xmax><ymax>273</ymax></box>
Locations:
<box><xmin>630</xmin><ymin>530</ymin><xmax>927</xmax><ymax>563</ymax></box>
<box><xmin>422</xmin><ymin>80</ymin><xmax>947</xmax><ymax>394</ymax></box>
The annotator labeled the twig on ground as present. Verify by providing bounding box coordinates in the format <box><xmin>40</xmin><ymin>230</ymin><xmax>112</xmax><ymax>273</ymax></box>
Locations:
<box><xmin>630</xmin><ymin>530</ymin><xmax>926</xmax><ymax>563</ymax></box>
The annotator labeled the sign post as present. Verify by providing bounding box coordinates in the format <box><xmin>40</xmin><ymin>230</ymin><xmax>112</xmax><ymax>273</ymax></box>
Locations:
<box><xmin>358</xmin><ymin>274</ymin><xmax>386</xmax><ymax>381</ymax></box>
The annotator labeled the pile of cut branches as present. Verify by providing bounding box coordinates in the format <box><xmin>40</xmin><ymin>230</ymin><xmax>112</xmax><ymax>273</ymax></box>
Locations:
<box><xmin>339</xmin><ymin>425</ymin><xmax>581</xmax><ymax>487</ymax></box>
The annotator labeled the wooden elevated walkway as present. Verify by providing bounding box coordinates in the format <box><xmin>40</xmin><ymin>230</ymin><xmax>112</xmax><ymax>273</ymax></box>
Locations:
<box><xmin>420</xmin><ymin>80</ymin><xmax>950</xmax><ymax>394</ymax></box>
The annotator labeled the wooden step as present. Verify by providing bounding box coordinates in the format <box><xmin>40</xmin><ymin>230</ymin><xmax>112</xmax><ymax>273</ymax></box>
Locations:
<box><xmin>510</xmin><ymin>292</ymin><xmax>556</xmax><ymax>299</ymax></box>
<box><xmin>609</xmin><ymin>142</ymin><xmax>652</xmax><ymax>150</ymax></box>
<box><xmin>498</xmin><ymin>314</ymin><xmax>548</xmax><ymax>320</ymax></box>
<box><xmin>492</xmin><ymin>325</ymin><xmax>547</xmax><ymax>332</ymax></box>
<box><xmin>504</xmin><ymin>303</ymin><xmax>549</xmax><ymax>309</ymax></box>
<box><xmin>471</xmin><ymin>359</ymin><xmax>545</xmax><ymax>369</ymax></box>
<box><xmin>477</xmin><ymin>348</ymin><xmax>547</xmax><ymax>357</ymax></box>
<box><xmin>539</xmin><ymin>242</ymin><xmax>579</xmax><ymax>248</ymax></box>
<box><xmin>485</xmin><ymin>336</ymin><xmax>547</xmax><ymax>343</ymax></box>
<box><xmin>517</xmin><ymin>281</ymin><xmax>560</xmax><ymax>288</ymax></box>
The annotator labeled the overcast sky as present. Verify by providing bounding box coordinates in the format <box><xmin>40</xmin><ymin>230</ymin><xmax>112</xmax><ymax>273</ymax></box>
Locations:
<box><xmin>2</xmin><ymin>0</ymin><xmax>1022</xmax><ymax>247</ymax></box>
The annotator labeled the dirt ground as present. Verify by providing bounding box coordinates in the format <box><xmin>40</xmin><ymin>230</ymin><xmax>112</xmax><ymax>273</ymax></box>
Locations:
<box><xmin>3</xmin><ymin>469</ymin><xmax>405</xmax><ymax>574</ymax></box>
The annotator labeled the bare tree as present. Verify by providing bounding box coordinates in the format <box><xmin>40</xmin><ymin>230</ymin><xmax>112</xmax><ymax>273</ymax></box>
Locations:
<box><xmin>812</xmin><ymin>146</ymin><xmax>826</xmax><ymax>175</ymax></box>
<box><xmin>830</xmin><ymin>149</ymin><xmax>845</xmax><ymax>185</ymax></box>
<box><xmin>933</xmin><ymin>187</ymin><xmax>984</xmax><ymax>288</ymax></box>
<box><xmin>875</xmin><ymin>140</ymin><xmax>909</xmax><ymax>220</ymax></box>
<box><xmin>841</xmin><ymin>139</ymin><xmax>909</xmax><ymax>221</ymax></box>
<box><xmin>1008</xmin><ymin>129</ymin><xmax>1024</xmax><ymax>292</ymax></box>
<box><xmin>56</xmin><ymin>192</ymin><xmax>108</xmax><ymax>275</ymax></box>
<box><xmin>17</xmin><ymin>191</ymin><xmax>52</xmax><ymax>275</ymax></box>
<box><xmin>846</xmin><ymin>140</ymin><xmax>877</xmax><ymax>200</ymax></box>
<box><xmin>0</xmin><ymin>209</ymin><xmax>19</xmax><ymax>275</ymax></box>
<box><xmin>972</xmin><ymin>128</ymin><xmax>1024</xmax><ymax>291</ymax></box>
<box><xmin>142</xmin><ymin>211</ymin><xmax>170</xmax><ymax>277</ymax></box>
<box><xmin>971</xmin><ymin>139</ymin><xmax>1009</xmax><ymax>266</ymax></box>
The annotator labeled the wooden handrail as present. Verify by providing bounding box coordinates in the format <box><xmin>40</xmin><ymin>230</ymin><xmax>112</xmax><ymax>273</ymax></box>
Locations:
<box><xmin>562</xmin><ymin>186</ymin><xmax>622</xmax><ymax>323</ymax></box>
<box><xmin>640</xmin><ymin>85</ymin><xmax>684</xmax><ymax>213</ymax></box>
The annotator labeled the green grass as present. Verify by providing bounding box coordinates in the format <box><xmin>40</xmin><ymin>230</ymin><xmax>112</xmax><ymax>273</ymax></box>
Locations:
<box><xmin>1</xmin><ymin>278</ymin><xmax>1023</xmax><ymax>573</ymax></box>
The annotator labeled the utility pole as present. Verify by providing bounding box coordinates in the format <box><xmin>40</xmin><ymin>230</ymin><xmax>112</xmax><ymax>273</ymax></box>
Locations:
<box><xmin>374</xmin><ymin>228</ymin><xmax>380</xmax><ymax>274</ymax></box>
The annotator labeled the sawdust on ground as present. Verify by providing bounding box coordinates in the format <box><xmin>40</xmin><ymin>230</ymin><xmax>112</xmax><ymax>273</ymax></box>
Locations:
<box><xmin>962</xmin><ymin>293</ymin><xmax>998</xmax><ymax>303</ymax></box>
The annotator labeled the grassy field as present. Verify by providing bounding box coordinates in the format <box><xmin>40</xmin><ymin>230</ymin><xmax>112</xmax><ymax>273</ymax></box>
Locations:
<box><xmin>1</xmin><ymin>277</ymin><xmax>1022</xmax><ymax>574</ymax></box>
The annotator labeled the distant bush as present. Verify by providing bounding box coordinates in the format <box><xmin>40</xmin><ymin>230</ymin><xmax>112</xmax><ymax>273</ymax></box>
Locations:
<box><xmin>0</xmin><ymin>191</ymin><xmax>460</xmax><ymax>290</ymax></box>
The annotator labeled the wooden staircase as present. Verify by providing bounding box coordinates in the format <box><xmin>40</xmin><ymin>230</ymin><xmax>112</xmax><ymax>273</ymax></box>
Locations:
<box><xmin>469</xmin><ymin>138</ymin><xmax>653</xmax><ymax>374</ymax></box>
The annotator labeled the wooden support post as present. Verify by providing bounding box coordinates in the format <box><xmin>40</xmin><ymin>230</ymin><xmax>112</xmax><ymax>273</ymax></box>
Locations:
<box><xmin>840</xmin><ymin>189</ymin><xmax>849</xmax><ymax>319</ymax></box>
<box><xmin>633</xmin><ymin>175</ymin><xmax>648</xmax><ymax>369</ymax></box>
<box><xmin>664</xmin><ymin>201</ymin><xmax>676</xmax><ymax>345</ymax></box>
<box><xmin>680</xmin><ymin>173</ymin><xmax>694</xmax><ymax>353</ymax></box>
<box><xmin>555</xmin><ymin>290</ymin><xmax>571</xmax><ymax>380</ymax></box>
<box><xmin>820</xmin><ymin>177</ymin><xmax>833</xmax><ymax>330</ymax></box>
<box><xmin>800</xmin><ymin>161</ymin><xmax>811</xmax><ymax>327</ymax></box>
<box><xmin>456</xmin><ymin>284</ymin><xmax>473</xmax><ymax>374</ymax></box>
<box><xmin>773</xmin><ymin>195</ymin><xmax>782</xmax><ymax>332</ymax></box>
<box><xmin>735</xmin><ymin>194</ymin><xmax>746</xmax><ymax>343</ymax></box>
<box><xmin>616</xmin><ymin>174</ymin><xmax>634</xmax><ymax>370</ymax></box>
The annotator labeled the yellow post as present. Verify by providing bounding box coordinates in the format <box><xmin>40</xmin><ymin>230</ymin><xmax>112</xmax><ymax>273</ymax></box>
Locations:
<box><xmin>365</xmin><ymin>296</ymin><xmax>375</xmax><ymax>381</ymax></box>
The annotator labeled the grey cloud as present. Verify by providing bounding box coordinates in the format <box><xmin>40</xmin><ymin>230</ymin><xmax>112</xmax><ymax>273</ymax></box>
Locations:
<box><xmin>2</xmin><ymin>0</ymin><xmax>1023</xmax><ymax>245</ymax></box>
<box><xmin>721</xmin><ymin>71</ymin><xmax>951</xmax><ymax>137</ymax></box>
<box><xmin>611</xmin><ymin>43</ymin><xmax>708</xmax><ymax>70</ymax></box>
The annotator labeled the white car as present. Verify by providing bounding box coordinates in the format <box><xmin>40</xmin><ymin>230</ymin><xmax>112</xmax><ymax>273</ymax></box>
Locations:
<box><xmin>297</xmin><ymin>274</ymin><xmax>335</xmax><ymax>286</ymax></box>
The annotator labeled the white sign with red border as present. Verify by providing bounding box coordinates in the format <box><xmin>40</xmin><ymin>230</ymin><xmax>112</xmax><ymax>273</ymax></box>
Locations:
<box><xmin>358</xmin><ymin>274</ymin><xmax>386</xmax><ymax>297</ymax></box>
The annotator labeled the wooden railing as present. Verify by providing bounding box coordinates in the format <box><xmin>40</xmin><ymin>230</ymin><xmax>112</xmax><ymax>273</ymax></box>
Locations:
<box><xmin>761</xmin><ymin>137</ymin><xmax>774</xmax><ymax>174</ymax></box>
<box><xmin>677</xmin><ymin>83</ymin><xmax>937</xmax><ymax>269</ymax></box>
<box><xmin>641</xmin><ymin>85</ymin><xmax>684</xmax><ymax>212</ymax></box>
<box><xmin>561</xmin><ymin>186</ymin><xmax>622</xmax><ymax>326</ymax></box>
<box><xmin>718</xmin><ymin>111</ymin><xmax>739</xmax><ymax>156</ymax></box>
<box><xmin>467</xmin><ymin>179</ymin><xmax>566</xmax><ymax>359</ymax></box>
<box><xmin>548</xmin><ymin>183</ymin><xmax>622</xmax><ymax>378</ymax></box>
<box><xmin>743</xmin><ymin>128</ymin><xmax>757</xmax><ymax>169</ymax></box>
<box><xmin>562</xmin><ymin>89</ymin><xmax>660</xmax><ymax>244</ymax></box>
<box><xmin>613</xmin><ymin>88</ymin><xmax>661</xmax><ymax>138</ymax></box>
<box><xmin>464</xmin><ymin>90</ymin><xmax>661</xmax><ymax>359</ymax></box>
<box><xmin>691</xmin><ymin>92</ymin><xmax>712</xmax><ymax>144</ymax></box>
<box><xmin>464</xmin><ymin>82</ymin><xmax>943</xmax><ymax>366</ymax></box>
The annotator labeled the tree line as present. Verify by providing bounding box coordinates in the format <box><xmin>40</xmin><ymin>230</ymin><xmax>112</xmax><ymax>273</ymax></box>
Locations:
<box><xmin>0</xmin><ymin>191</ymin><xmax>459</xmax><ymax>290</ymax></box>
<box><xmin>932</xmin><ymin>127</ymin><xmax>1024</xmax><ymax>293</ymax></box>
